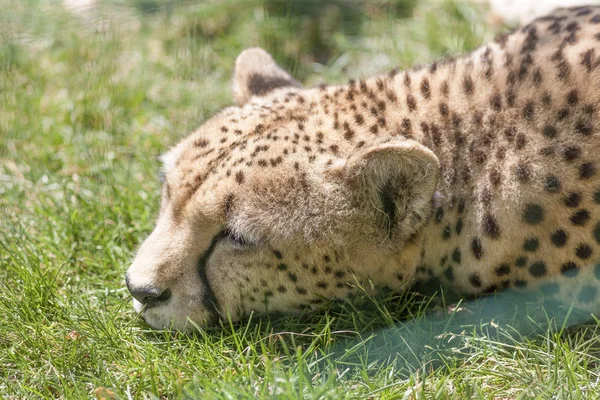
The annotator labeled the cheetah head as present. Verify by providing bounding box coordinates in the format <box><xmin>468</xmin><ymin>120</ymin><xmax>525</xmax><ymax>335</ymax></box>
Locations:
<box><xmin>126</xmin><ymin>48</ymin><xmax>440</xmax><ymax>330</ymax></box>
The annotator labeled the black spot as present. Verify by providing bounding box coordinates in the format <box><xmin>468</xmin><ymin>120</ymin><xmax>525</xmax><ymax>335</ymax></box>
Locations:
<box><xmin>516</xmin><ymin>256</ymin><xmax>527</xmax><ymax>268</ymax></box>
<box><xmin>594</xmin><ymin>223</ymin><xmax>600</xmax><ymax>244</ymax></box>
<box><xmin>235</xmin><ymin>171</ymin><xmax>245</xmax><ymax>184</ymax></box>
<box><xmin>550</xmin><ymin>229</ymin><xmax>568</xmax><ymax>247</ymax></box>
<box><xmin>296</xmin><ymin>287</ymin><xmax>307</xmax><ymax>295</ymax></box>
<box><xmin>420</xmin><ymin>78</ymin><xmax>431</xmax><ymax>99</ymax></box>
<box><xmin>563</xmin><ymin>146</ymin><xmax>581</xmax><ymax>161</ymax></box>
<box><xmin>576</xmin><ymin>243</ymin><xmax>593</xmax><ymax>259</ymax></box>
<box><xmin>578</xmin><ymin>285</ymin><xmax>598</xmax><ymax>303</ymax></box>
<box><xmin>277</xmin><ymin>263</ymin><xmax>288</xmax><ymax>271</ymax></box>
<box><xmin>557</xmin><ymin>108</ymin><xmax>570</xmax><ymax>121</ymax></box>
<box><xmin>542</xmin><ymin>92</ymin><xmax>552</xmax><ymax>106</ymax></box>
<box><xmin>580</xmin><ymin>49</ymin><xmax>595</xmax><ymax>72</ymax></box>
<box><xmin>575</xmin><ymin>119</ymin><xmax>593</xmax><ymax>136</ymax></box>
<box><xmin>334</xmin><ymin>270</ymin><xmax>345</xmax><ymax>279</ymax></box>
<box><xmin>442</xmin><ymin>226</ymin><xmax>451</xmax><ymax>240</ymax></box>
<box><xmin>277</xmin><ymin>285</ymin><xmax>287</xmax><ymax>293</ymax></box>
<box><xmin>515</xmin><ymin>162</ymin><xmax>532</xmax><ymax>182</ymax></box>
<box><xmin>287</xmin><ymin>272</ymin><xmax>298</xmax><ymax>283</ymax></box>
<box><xmin>463</xmin><ymin>75</ymin><xmax>474</xmax><ymax>95</ymax></box>
<box><xmin>506</xmin><ymin>89</ymin><xmax>516</xmax><ymax>106</ymax></box>
<box><xmin>516</xmin><ymin>134</ymin><xmax>527</xmax><ymax>150</ymax></box>
<box><xmin>543</xmin><ymin>125</ymin><xmax>557</xmax><ymax>138</ymax></box>
<box><xmin>406</xmin><ymin>94</ymin><xmax>417</xmax><ymax>111</ymax></box>
<box><xmin>583</xmin><ymin>104</ymin><xmax>596</xmax><ymax>115</ymax></box>
<box><xmin>490</xmin><ymin>93</ymin><xmax>502</xmax><ymax>110</ymax></box>
<box><xmin>594</xmin><ymin>190</ymin><xmax>600</xmax><ymax>204</ymax></box>
<box><xmin>484</xmin><ymin>285</ymin><xmax>498</xmax><ymax>294</ymax></box>
<box><xmin>540</xmin><ymin>146</ymin><xmax>554</xmax><ymax>157</ymax></box>
<box><xmin>540</xmin><ymin>283</ymin><xmax>560</xmax><ymax>296</ymax></box>
<box><xmin>529</xmin><ymin>261</ymin><xmax>547</xmax><ymax>277</ymax></box>
<box><xmin>557</xmin><ymin>59</ymin><xmax>571</xmax><ymax>80</ymax></box>
<box><xmin>570</xmin><ymin>209</ymin><xmax>591</xmax><ymax>226</ymax></box>
<box><xmin>273</xmin><ymin>250</ymin><xmax>283</xmax><ymax>259</ymax></box>
<box><xmin>580</xmin><ymin>162</ymin><xmax>596</xmax><ymax>179</ymax></box>
<box><xmin>522</xmin><ymin>203</ymin><xmax>544</xmax><ymax>225</ymax></box>
<box><xmin>444</xmin><ymin>267</ymin><xmax>454</xmax><ymax>281</ymax></box>
<box><xmin>223</xmin><ymin>193</ymin><xmax>235</xmax><ymax>216</ymax></box>
<box><xmin>317</xmin><ymin>281</ymin><xmax>328</xmax><ymax>289</ymax></box>
<box><xmin>440</xmin><ymin>255</ymin><xmax>448</xmax><ymax>267</ymax></box>
<box><xmin>482</xmin><ymin>214</ymin><xmax>501</xmax><ymax>238</ymax></box>
<box><xmin>533</xmin><ymin>69</ymin><xmax>543</xmax><ymax>85</ymax></box>
<box><xmin>495</xmin><ymin>263</ymin><xmax>511</xmax><ymax>276</ymax></box>
<box><xmin>456</xmin><ymin>219</ymin><xmax>463</xmax><ymax>234</ymax></box>
<box><xmin>489</xmin><ymin>169</ymin><xmax>502</xmax><ymax>186</ymax></box>
<box><xmin>561</xmin><ymin>262</ymin><xmax>579</xmax><ymax>277</ymax></box>
<box><xmin>458</xmin><ymin>199</ymin><xmax>466</xmax><ymax>214</ymax></box>
<box><xmin>515</xmin><ymin>280</ymin><xmax>527</xmax><ymax>288</ymax></box>
<box><xmin>452</xmin><ymin>248</ymin><xmax>461</xmax><ymax>263</ymax></box>
<box><xmin>435</xmin><ymin>207</ymin><xmax>444</xmax><ymax>223</ymax></box>
<box><xmin>564</xmin><ymin>192</ymin><xmax>581</xmax><ymax>208</ymax></box>
<box><xmin>567</xmin><ymin>89</ymin><xmax>579</xmax><ymax>106</ymax></box>
<box><xmin>469</xmin><ymin>274</ymin><xmax>482</xmax><ymax>287</ymax></box>
<box><xmin>523</xmin><ymin>101</ymin><xmax>535</xmax><ymax>120</ymax></box>
<box><xmin>471</xmin><ymin>238</ymin><xmax>483</xmax><ymax>259</ymax></box>
<box><xmin>544</xmin><ymin>176</ymin><xmax>561</xmax><ymax>192</ymax></box>
<box><xmin>523</xmin><ymin>237</ymin><xmax>539</xmax><ymax>252</ymax></box>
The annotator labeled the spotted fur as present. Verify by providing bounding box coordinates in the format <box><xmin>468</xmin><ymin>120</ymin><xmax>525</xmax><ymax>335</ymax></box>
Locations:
<box><xmin>127</xmin><ymin>7</ymin><xmax>600</xmax><ymax>330</ymax></box>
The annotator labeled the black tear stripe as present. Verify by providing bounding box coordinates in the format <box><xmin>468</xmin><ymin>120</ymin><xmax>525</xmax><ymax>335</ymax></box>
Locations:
<box><xmin>197</xmin><ymin>230</ymin><xmax>228</xmax><ymax>323</ymax></box>
<box><xmin>379</xmin><ymin>182</ymin><xmax>396</xmax><ymax>238</ymax></box>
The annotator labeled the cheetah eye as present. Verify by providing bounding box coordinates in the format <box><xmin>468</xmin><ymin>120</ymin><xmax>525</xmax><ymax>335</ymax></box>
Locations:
<box><xmin>223</xmin><ymin>228</ymin><xmax>252</xmax><ymax>248</ymax></box>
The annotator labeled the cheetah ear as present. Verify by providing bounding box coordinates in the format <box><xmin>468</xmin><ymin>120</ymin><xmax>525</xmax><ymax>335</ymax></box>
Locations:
<box><xmin>345</xmin><ymin>140</ymin><xmax>440</xmax><ymax>240</ymax></box>
<box><xmin>233</xmin><ymin>47</ymin><xmax>301</xmax><ymax>105</ymax></box>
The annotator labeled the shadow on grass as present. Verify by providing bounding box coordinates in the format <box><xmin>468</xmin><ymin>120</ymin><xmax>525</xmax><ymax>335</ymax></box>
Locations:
<box><xmin>328</xmin><ymin>288</ymin><xmax>599</xmax><ymax>378</ymax></box>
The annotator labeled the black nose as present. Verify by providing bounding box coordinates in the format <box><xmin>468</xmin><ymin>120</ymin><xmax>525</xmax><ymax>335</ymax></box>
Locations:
<box><xmin>126</xmin><ymin>275</ymin><xmax>171</xmax><ymax>306</ymax></box>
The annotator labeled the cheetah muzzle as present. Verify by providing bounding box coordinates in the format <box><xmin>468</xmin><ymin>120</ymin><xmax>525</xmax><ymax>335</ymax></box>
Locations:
<box><xmin>126</xmin><ymin>6</ymin><xmax>600</xmax><ymax>331</ymax></box>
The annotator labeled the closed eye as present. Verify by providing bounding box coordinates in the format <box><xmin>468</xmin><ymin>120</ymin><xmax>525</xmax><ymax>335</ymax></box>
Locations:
<box><xmin>222</xmin><ymin>228</ymin><xmax>252</xmax><ymax>248</ymax></box>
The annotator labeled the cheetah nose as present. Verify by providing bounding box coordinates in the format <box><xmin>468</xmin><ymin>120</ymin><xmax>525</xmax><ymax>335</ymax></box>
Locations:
<box><xmin>126</xmin><ymin>275</ymin><xmax>171</xmax><ymax>306</ymax></box>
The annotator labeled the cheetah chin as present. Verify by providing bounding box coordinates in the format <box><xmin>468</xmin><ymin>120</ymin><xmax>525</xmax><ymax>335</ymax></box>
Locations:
<box><xmin>127</xmin><ymin>6</ymin><xmax>600</xmax><ymax>331</ymax></box>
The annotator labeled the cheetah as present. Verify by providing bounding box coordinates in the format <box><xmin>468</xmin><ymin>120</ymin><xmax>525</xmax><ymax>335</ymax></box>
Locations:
<box><xmin>126</xmin><ymin>6</ymin><xmax>600</xmax><ymax>330</ymax></box>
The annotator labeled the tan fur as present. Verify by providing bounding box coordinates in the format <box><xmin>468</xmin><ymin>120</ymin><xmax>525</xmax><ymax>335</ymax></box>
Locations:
<box><xmin>127</xmin><ymin>7</ymin><xmax>600</xmax><ymax>330</ymax></box>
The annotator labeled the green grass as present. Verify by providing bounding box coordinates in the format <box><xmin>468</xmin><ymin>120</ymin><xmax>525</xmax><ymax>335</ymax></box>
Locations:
<box><xmin>3</xmin><ymin>0</ymin><xmax>600</xmax><ymax>398</ymax></box>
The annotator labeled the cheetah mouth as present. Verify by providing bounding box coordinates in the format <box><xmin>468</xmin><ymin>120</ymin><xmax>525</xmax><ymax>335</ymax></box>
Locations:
<box><xmin>133</xmin><ymin>298</ymin><xmax>156</xmax><ymax>326</ymax></box>
<box><xmin>132</xmin><ymin>298</ymin><xmax>147</xmax><ymax>313</ymax></box>
<box><xmin>133</xmin><ymin>298</ymin><xmax>177</xmax><ymax>329</ymax></box>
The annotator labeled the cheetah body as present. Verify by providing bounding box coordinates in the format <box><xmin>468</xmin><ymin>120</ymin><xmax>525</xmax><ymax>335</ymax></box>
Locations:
<box><xmin>126</xmin><ymin>6</ymin><xmax>600</xmax><ymax>330</ymax></box>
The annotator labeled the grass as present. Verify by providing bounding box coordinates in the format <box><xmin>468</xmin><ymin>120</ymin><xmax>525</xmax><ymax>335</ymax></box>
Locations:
<box><xmin>3</xmin><ymin>0</ymin><xmax>600</xmax><ymax>398</ymax></box>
